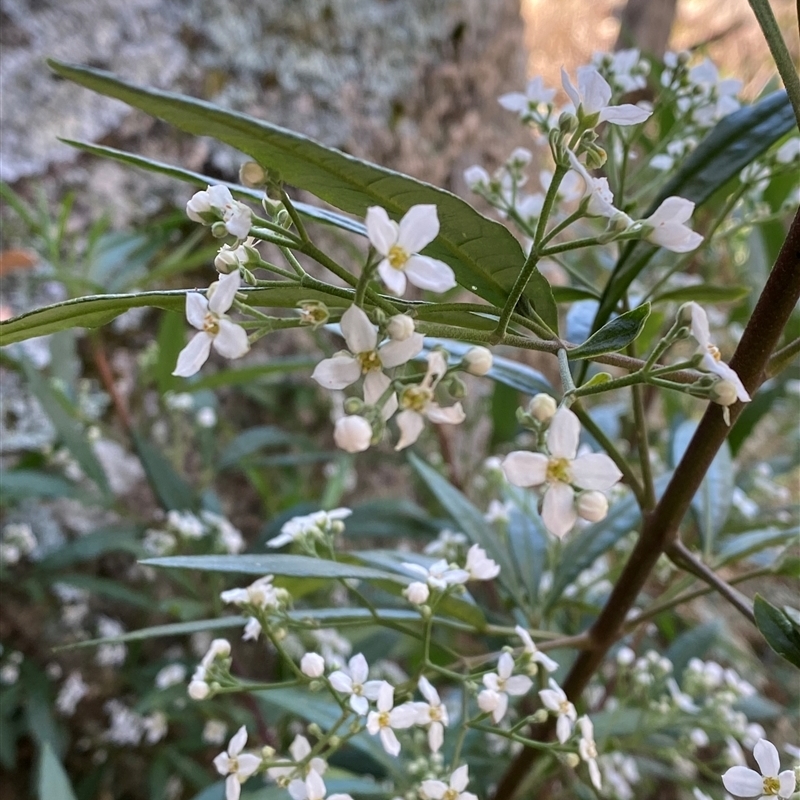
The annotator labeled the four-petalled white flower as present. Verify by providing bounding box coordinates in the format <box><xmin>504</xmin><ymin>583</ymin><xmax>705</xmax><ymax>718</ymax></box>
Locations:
<box><xmin>515</xmin><ymin>625</ymin><xmax>559</xmax><ymax>673</ymax></box>
<box><xmin>561</xmin><ymin>66</ymin><xmax>651</xmax><ymax>126</ymax></box>
<box><xmin>722</xmin><ymin>738</ymin><xmax>796</xmax><ymax>799</ymax></box>
<box><xmin>502</xmin><ymin>406</ymin><xmax>623</xmax><ymax>538</ymax></box>
<box><xmin>267</xmin><ymin>734</ymin><xmax>327</xmax><ymax>789</ymax></box>
<box><xmin>328</xmin><ymin>653</ymin><xmax>383</xmax><ymax>715</ymax></box>
<box><xmin>287</xmin><ymin>770</ymin><xmax>353</xmax><ymax>800</ymax></box>
<box><xmin>402</xmin><ymin>559</ymin><xmax>470</xmax><ymax>592</ymax></box>
<box><xmin>465</xmin><ymin>544</ymin><xmax>500</xmax><ymax>581</ymax></box>
<box><xmin>366</xmin><ymin>681</ymin><xmax>418</xmax><ymax>756</ymax></box>
<box><xmin>578</xmin><ymin>715</ymin><xmax>603</xmax><ymax>790</ymax></box>
<box><xmin>187</xmin><ymin>185</ymin><xmax>253</xmax><ymax>240</ymax></box>
<box><xmin>173</xmin><ymin>270</ymin><xmax>250</xmax><ymax>377</ymax></box>
<box><xmin>420</xmin><ymin>765</ymin><xmax>478</xmax><ymax>800</ymax></box>
<box><xmin>499</xmin><ymin>77</ymin><xmax>557</xmax><ymax>117</ymax></box>
<box><xmin>642</xmin><ymin>197</ymin><xmax>704</xmax><ymax>253</ymax></box>
<box><xmin>478</xmin><ymin>652</ymin><xmax>533</xmax><ymax>723</ymax></box>
<box><xmin>539</xmin><ymin>678</ymin><xmax>578</xmax><ymax>744</ymax></box>
<box><xmin>213</xmin><ymin>726</ymin><xmax>261</xmax><ymax>800</ymax></box>
<box><xmin>412</xmin><ymin>676</ymin><xmax>449</xmax><ymax>753</ymax></box>
<box><xmin>366</xmin><ymin>205</ymin><xmax>456</xmax><ymax>296</ymax></box>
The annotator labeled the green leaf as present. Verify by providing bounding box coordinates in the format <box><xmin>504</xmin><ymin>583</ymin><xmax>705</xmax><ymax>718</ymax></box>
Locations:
<box><xmin>132</xmin><ymin>430</ymin><xmax>196</xmax><ymax>511</ymax></box>
<box><xmin>155</xmin><ymin>311</ymin><xmax>186</xmax><ymax>395</ymax></box>
<box><xmin>754</xmin><ymin>594</ymin><xmax>800</xmax><ymax>669</ymax></box>
<box><xmin>38</xmin><ymin>743</ymin><xmax>78</xmax><ymax>800</ymax></box>
<box><xmin>715</xmin><ymin>526</ymin><xmax>799</xmax><ymax>567</ymax></box>
<box><xmin>20</xmin><ymin>357</ymin><xmax>110</xmax><ymax>496</ymax></box>
<box><xmin>0</xmin><ymin>470</ymin><xmax>81</xmax><ymax>502</ymax></box>
<box><xmin>48</xmin><ymin>60</ymin><xmax>557</xmax><ymax>320</ymax></box>
<box><xmin>591</xmin><ymin>92</ymin><xmax>794</xmax><ymax>336</ymax></box>
<box><xmin>552</xmin><ymin>286</ymin><xmax>600</xmax><ymax>302</ymax></box>
<box><xmin>183</xmin><ymin>357</ymin><xmax>316</xmax><ymax>392</ymax></box>
<box><xmin>37</xmin><ymin>526</ymin><xmax>142</xmax><ymax>569</ymax></box>
<box><xmin>665</xmin><ymin>620</ymin><xmax>723</xmax><ymax>677</ymax></box>
<box><xmin>141</xmin><ymin>553</ymin><xmax>406</xmax><ymax>582</ymax></box>
<box><xmin>650</xmin><ymin>284</ymin><xmax>751</xmax><ymax>305</ymax></box>
<box><xmin>567</xmin><ymin>303</ymin><xmax>650</xmax><ymax>360</ymax></box>
<box><xmin>217</xmin><ymin>426</ymin><xmax>298</xmax><ymax>470</ymax></box>
<box><xmin>56</xmin><ymin>574</ymin><xmax>156</xmax><ymax>609</ymax></box>
<box><xmin>507</xmin><ymin>506</ymin><xmax>548</xmax><ymax>605</ymax></box>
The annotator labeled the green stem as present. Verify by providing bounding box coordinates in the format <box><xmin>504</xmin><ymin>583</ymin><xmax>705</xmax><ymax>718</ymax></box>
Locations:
<box><xmin>766</xmin><ymin>335</ymin><xmax>800</xmax><ymax>377</ymax></box>
<box><xmin>573</xmin><ymin>370</ymin><xmax>644</xmax><ymax>397</ymax></box>
<box><xmin>540</xmin><ymin>236</ymin><xmax>602</xmax><ymax>257</ymax></box>
<box><xmin>534</xmin><ymin>165</ymin><xmax>569</xmax><ymax>247</ymax></box>
<box><xmin>279</xmin><ymin>189</ymin><xmax>311</xmax><ymax>242</ymax></box>
<box><xmin>540</xmin><ymin>209</ymin><xmax>585</xmax><ymax>247</ymax></box>
<box><xmin>557</xmin><ymin>348</ymin><xmax>576</xmax><ymax>395</ymax></box>
<box><xmin>280</xmin><ymin>246</ymin><xmax>307</xmax><ymax>277</ymax></box>
<box><xmin>631</xmin><ymin>380</ymin><xmax>656</xmax><ymax>510</ymax></box>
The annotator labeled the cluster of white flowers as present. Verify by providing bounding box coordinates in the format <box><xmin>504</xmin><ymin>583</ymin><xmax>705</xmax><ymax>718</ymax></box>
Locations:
<box><xmin>144</xmin><ymin>508</ymin><xmax>245</xmax><ymax>556</ymax></box>
<box><xmin>218</xmin><ymin>575</ymin><xmax>290</xmax><ymax>642</ymax></box>
<box><xmin>0</xmin><ymin>522</ymin><xmax>37</xmax><ymax>565</ymax></box>
<box><xmin>103</xmin><ymin>700</ymin><xmax>167</xmax><ymax>746</ymax></box>
<box><xmin>188</xmin><ymin>638</ymin><xmax>231</xmax><ymax>700</ymax></box>
<box><xmin>267</xmin><ymin>508</ymin><xmax>352</xmax><ymax>549</ymax></box>
<box><xmin>423</xmin><ymin>528</ymin><xmax>468</xmax><ymax>561</ymax></box>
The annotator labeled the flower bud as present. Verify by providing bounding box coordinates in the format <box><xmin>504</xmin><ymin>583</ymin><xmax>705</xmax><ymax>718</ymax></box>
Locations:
<box><xmin>531</xmin><ymin>708</ymin><xmax>549</xmax><ymax>723</ymax></box>
<box><xmin>508</xmin><ymin>147</ymin><xmax>532</xmax><ymax>167</ymax></box>
<box><xmin>558</xmin><ymin>111</ymin><xmax>579</xmax><ymax>134</ymax></box>
<box><xmin>239</xmin><ymin>161</ymin><xmax>266</xmax><ymax>187</ymax></box>
<box><xmin>333</xmin><ymin>415</ymin><xmax>372</xmax><ymax>453</ymax></box>
<box><xmin>403</xmin><ymin>581</ymin><xmax>430</xmax><ymax>605</ymax></box>
<box><xmin>300</xmin><ymin>652</ymin><xmax>325</xmax><ymax>678</ymax></box>
<box><xmin>463</xmin><ymin>346</ymin><xmax>493</xmax><ymax>376</ymax></box>
<box><xmin>576</xmin><ymin>490</ymin><xmax>609</xmax><ymax>522</ymax></box>
<box><xmin>585</xmin><ymin>145</ymin><xmax>608</xmax><ymax>170</ymax></box>
<box><xmin>464</xmin><ymin>165</ymin><xmax>490</xmax><ymax>190</ymax></box>
<box><xmin>297</xmin><ymin>300</ymin><xmax>330</xmax><ymax>329</ymax></box>
<box><xmin>386</xmin><ymin>314</ymin><xmax>415</xmax><ymax>341</ymax></box>
<box><xmin>262</xmin><ymin>197</ymin><xmax>284</xmax><ymax>217</ymax></box>
<box><xmin>275</xmin><ymin>209</ymin><xmax>292</xmax><ymax>228</ymax></box>
<box><xmin>447</xmin><ymin>376</ymin><xmax>467</xmax><ymax>399</ymax></box>
<box><xmin>564</xmin><ymin>753</ymin><xmax>581</xmax><ymax>768</ymax></box>
<box><xmin>210</xmin><ymin>221</ymin><xmax>229</xmax><ymax>238</ymax></box>
<box><xmin>209</xmin><ymin>639</ymin><xmax>231</xmax><ymax>659</ymax></box>
<box><xmin>528</xmin><ymin>393</ymin><xmax>557</xmax><ymax>422</ymax></box>
<box><xmin>188</xmin><ymin>680</ymin><xmax>209</xmax><ymax>700</ymax></box>
<box><xmin>261</xmin><ymin>745</ymin><xmax>276</xmax><ymax>759</ymax></box>
<box><xmin>710</xmin><ymin>379</ymin><xmax>738</xmax><ymax>407</ymax></box>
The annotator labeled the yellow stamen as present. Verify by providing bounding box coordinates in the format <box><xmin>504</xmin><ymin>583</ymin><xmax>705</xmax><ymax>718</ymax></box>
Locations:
<box><xmin>546</xmin><ymin>457</ymin><xmax>572</xmax><ymax>484</ymax></box>
<box><xmin>401</xmin><ymin>386</ymin><xmax>432</xmax><ymax>412</ymax></box>
<box><xmin>203</xmin><ymin>313</ymin><xmax>220</xmax><ymax>335</ymax></box>
<box><xmin>357</xmin><ymin>350</ymin><xmax>382</xmax><ymax>373</ymax></box>
<box><xmin>763</xmin><ymin>777</ymin><xmax>780</xmax><ymax>795</ymax></box>
<box><xmin>377</xmin><ymin>711</ymin><xmax>391</xmax><ymax>728</ymax></box>
<box><xmin>707</xmin><ymin>344</ymin><xmax>721</xmax><ymax>362</ymax></box>
<box><xmin>387</xmin><ymin>244</ymin><xmax>410</xmax><ymax>270</ymax></box>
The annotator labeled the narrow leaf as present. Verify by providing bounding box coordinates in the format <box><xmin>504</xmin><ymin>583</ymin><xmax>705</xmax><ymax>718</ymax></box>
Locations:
<box><xmin>754</xmin><ymin>595</ymin><xmax>800</xmax><ymax>669</ymax></box>
<box><xmin>651</xmin><ymin>284</ymin><xmax>751</xmax><ymax>305</ymax></box>
<box><xmin>38</xmin><ymin>743</ymin><xmax>78</xmax><ymax>800</ymax></box>
<box><xmin>217</xmin><ymin>426</ymin><xmax>298</xmax><ymax>470</ymax></box>
<box><xmin>132</xmin><ymin>430</ymin><xmax>196</xmax><ymax>511</ymax></box>
<box><xmin>567</xmin><ymin>303</ymin><xmax>650</xmax><ymax>360</ymax></box>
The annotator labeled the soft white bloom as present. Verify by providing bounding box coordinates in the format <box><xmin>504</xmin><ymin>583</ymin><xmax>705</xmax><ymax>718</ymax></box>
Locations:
<box><xmin>215</xmin><ymin>237</ymin><xmax>257</xmax><ymax>273</ymax></box>
<box><xmin>366</xmin><ymin>205</ymin><xmax>456</xmax><ymax>295</ymax></box>
<box><xmin>561</xmin><ymin>66</ymin><xmax>651</xmax><ymax>125</ymax></box>
<box><xmin>686</xmin><ymin>303</ymin><xmax>750</xmax><ymax>403</ymax></box>
<box><xmin>411</xmin><ymin>676</ymin><xmax>449</xmax><ymax>753</ymax></box>
<box><xmin>242</xmin><ymin>617</ymin><xmax>262</xmax><ymax>641</ymax></box>
<box><xmin>687</xmin><ymin>59</ymin><xmax>742</xmax><ymax>126</ymax></box>
<box><xmin>220</xmin><ymin>575</ymin><xmax>281</xmax><ymax>609</ymax></box>
<box><xmin>403</xmin><ymin>581</ymin><xmax>430</xmax><ymax>605</ymax></box>
<box><xmin>301</xmin><ymin>652</ymin><xmax>326</xmax><ymax>678</ymax></box>
<box><xmin>312</xmin><ymin>304</ymin><xmax>423</xmax><ymax>419</ymax></box>
<box><xmin>566</xmin><ymin>150</ymin><xmax>628</xmax><ymax>220</ymax></box>
<box><xmin>499</xmin><ymin>76</ymin><xmax>557</xmax><ymax>116</ymax></box>
<box><xmin>213</xmin><ymin>727</ymin><xmax>262</xmax><ymax>800</ymax></box>
<box><xmin>366</xmin><ymin>681</ymin><xmax>418</xmax><ymax>756</ymax></box>
<box><xmin>188</xmin><ymin>679</ymin><xmax>210</xmax><ymax>700</ymax></box>
<box><xmin>529</xmin><ymin>393</ymin><xmax>557</xmax><ymax>422</ymax></box>
<box><xmin>642</xmin><ymin>197</ymin><xmax>703</xmax><ymax>253</ymax></box>
<box><xmin>420</xmin><ymin>765</ymin><xmax>478</xmax><ymax>800</ymax></box>
<box><xmin>267</xmin><ymin>734</ymin><xmax>327</xmax><ymax>786</ymax></box>
<box><xmin>196</xmin><ymin>406</ymin><xmax>218</xmax><ymax>428</ymax></box>
<box><xmin>167</xmin><ymin>509</ymin><xmax>206</xmax><ymax>538</ymax></box>
<box><xmin>104</xmin><ymin>699</ymin><xmax>145</xmax><ymax>746</ymax></box>
<box><xmin>515</xmin><ymin>625</ymin><xmax>559</xmax><ymax>672</ymax></box>
<box><xmin>143</xmin><ymin>711</ymin><xmax>168</xmax><ymax>744</ymax></box>
<box><xmin>479</xmin><ymin>652</ymin><xmax>533</xmax><ymax>723</ymax></box>
<box><xmin>187</xmin><ymin>185</ymin><xmax>252</xmax><ymax>240</ymax></box>
<box><xmin>463</xmin><ymin>346</ymin><xmax>493</xmax><ymax>376</ymax></box>
<box><xmin>328</xmin><ymin>653</ymin><xmax>383</xmax><ymax>715</ymax></box>
<box><xmin>173</xmin><ymin>270</ymin><xmax>250</xmax><ymax>377</ymax></box>
<box><xmin>576</xmin><ymin>490</ymin><xmax>609</xmax><ymax>522</ymax></box>
<box><xmin>386</xmin><ymin>314</ymin><xmax>416</xmax><ymax>341</ymax></box>
<box><xmin>722</xmin><ymin>739</ymin><xmax>796</xmax><ymax>799</ymax></box>
<box><xmin>776</xmin><ymin>138</ymin><xmax>800</xmax><ymax>164</ymax></box>
<box><xmin>484</xmin><ymin>499</ymin><xmax>513</xmax><ymax>524</ymax></box>
<box><xmin>502</xmin><ymin>406</ymin><xmax>623</xmax><ymax>538</ymax></box>
<box><xmin>287</xmin><ymin>770</ymin><xmax>353</xmax><ymax>800</ymax></box>
<box><xmin>464</xmin><ymin>165</ymin><xmax>491</xmax><ymax>190</ymax></box>
<box><xmin>56</xmin><ymin>672</ymin><xmax>89</xmax><ymax>716</ymax></box>
<box><xmin>539</xmin><ymin>678</ymin><xmax>578</xmax><ymax>743</ymax></box>
<box><xmin>155</xmin><ymin>663</ymin><xmax>187</xmax><ymax>689</ymax></box>
<box><xmin>424</xmin><ymin>529</ymin><xmax>468</xmax><ymax>559</ymax></box>
<box><xmin>517</xmin><ymin>192</ymin><xmax>545</xmax><ymax>221</ymax></box>
<box><xmin>402</xmin><ymin>559</ymin><xmax>469</xmax><ymax>592</ymax></box>
<box><xmin>333</xmin><ymin>415</ymin><xmax>373</xmax><ymax>453</ymax></box>
<box><xmin>267</xmin><ymin>509</ymin><xmax>351</xmax><ymax>549</ymax></box>
<box><xmin>203</xmin><ymin>720</ymin><xmax>229</xmax><ymax>745</ymax></box>
<box><xmin>578</xmin><ymin>716</ymin><xmax>602</xmax><ymax>790</ymax></box>
<box><xmin>465</xmin><ymin>544</ymin><xmax>500</xmax><ymax>581</ymax></box>
<box><xmin>395</xmin><ymin>351</ymin><xmax>465</xmax><ymax>450</ymax></box>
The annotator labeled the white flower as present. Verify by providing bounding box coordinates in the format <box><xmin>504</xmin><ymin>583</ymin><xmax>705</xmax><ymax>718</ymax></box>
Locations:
<box><xmin>463</xmin><ymin>346</ymin><xmax>493</xmax><ymax>376</ymax></box>
<box><xmin>403</xmin><ymin>581</ymin><xmax>430</xmax><ymax>605</ymax></box>
<box><xmin>268</xmin><ymin>734</ymin><xmax>327</xmax><ymax>787</ymax></box>
<box><xmin>329</xmin><ymin>653</ymin><xmax>383</xmax><ymax>715</ymax></box>
<box><xmin>155</xmin><ymin>663</ymin><xmax>187</xmax><ymax>690</ymax></box>
<box><xmin>566</xmin><ymin>150</ymin><xmax>628</xmax><ymax>220</ymax></box>
<box><xmin>515</xmin><ymin>625</ymin><xmax>559</xmax><ymax>673</ymax></box>
<box><xmin>213</xmin><ymin>726</ymin><xmax>261</xmax><ymax>800</ymax></box>
<box><xmin>465</xmin><ymin>544</ymin><xmax>500</xmax><ymax>581</ymax></box>
<box><xmin>220</xmin><ymin>575</ymin><xmax>281</xmax><ymax>609</ymax></box>
<box><xmin>173</xmin><ymin>270</ymin><xmax>250</xmax><ymax>377</ymax></box>
<box><xmin>242</xmin><ymin>617</ymin><xmax>262</xmax><ymax>641</ymax></box>
<box><xmin>365</xmin><ymin>681</ymin><xmax>418</xmax><ymax>756</ymax></box>
<box><xmin>578</xmin><ymin>716</ymin><xmax>602</xmax><ymax>790</ymax></box>
<box><xmin>686</xmin><ymin>302</ymin><xmax>750</xmax><ymax>403</ymax></box>
<box><xmin>301</xmin><ymin>652</ymin><xmax>326</xmax><ymax>678</ymax></box>
<box><xmin>56</xmin><ymin>672</ymin><xmax>89</xmax><ymax>716</ymax></box>
<box><xmin>215</xmin><ymin>237</ymin><xmax>257</xmax><ymax>273</ymax></box>
<box><xmin>641</xmin><ymin>197</ymin><xmax>703</xmax><ymax>253</ymax></box>
<box><xmin>196</xmin><ymin>406</ymin><xmax>217</xmax><ymax>428</ymax></box>
<box><xmin>484</xmin><ymin>499</ymin><xmax>513</xmax><ymax>524</ymax></box>
<box><xmin>722</xmin><ymin>738</ymin><xmax>796</xmax><ymax>799</ymax></box>
<box><xmin>143</xmin><ymin>711</ymin><xmax>168</xmax><ymax>744</ymax></box>
<box><xmin>479</xmin><ymin>652</ymin><xmax>533</xmax><ymax>723</ymax></box>
<box><xmin>267</xmin><ymin>509</ymin><xmax>351</xmax><ymax>549</ymax></box>
<box><xmin>539</xmin><ymin>678</ymin><xmax>578</xmax><ymax>743</ymax></box>
<box><xmin>502</xmin><ymin>406</ymin><xmax>623</xmax><ymax>538</ymax></box>
<box><xmin>334</xmin><ymin>415</ymin><xmax>373</xmax><ymax>453</ymax></box>
<box><xmin>420</xmin><ymin>765</ymin><xmax>478</xmax><ymax>800</ymax></box>
<box><xmin>203</xmin><ymin>720</ymin><xmax>228</xmax><ymax>745</ymax></box>
<box><xmin>287</xmin><ymin>770</ymin><xmax>353</xmax><ymax>800</ymax></box>
<box><xmin>395</xmin><ymin>351</ymin><xmax>465</xmax><ymax>450</ymax></box>
<box><xmin>402</xmin><ymin>559</ymin><xmax>470</xmax><ymax>591</ymax></box>
<box><xmin>776</xmin><ymin>138</ymin><xmax>800</xmax><ymax>165</ymax></box>
<box><xmin>561</xmin><ymin>66</ymin><xmax>651</xmax><ymax>125</ymax></box>
<box><xmin>464</xmin><ymin>165</ymin><xmax>491</xmax><ymax>190</ymax></box>
<box><xmin>499</xmin><ymin>76</ymin><xmax>557</xmax><ymax>116</ymax></box>
<box><xmin>365</xmin><ymin>205</ymin><xmax>456</xmax><ymax>295</ymax></box>
<box><xmin>187</xmin><ymin>185</ymin><xmax>252</xmax><ymax>240</ymax></box>
<box><xmin>312</xmin><ymin>304</ymin><xmax>423</xmax><ymax>419</ymax></box>
<box><xmin>412</xmin><ymin>676</ymin><xmax>449</xmax><ymax>753</ymax></box>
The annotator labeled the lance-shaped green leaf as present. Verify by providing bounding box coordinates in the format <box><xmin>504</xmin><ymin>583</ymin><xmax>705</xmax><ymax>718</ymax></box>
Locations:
<box><xmin>754</xmin><ymin>594</ymin><xmax>800</xmax><ymax>669</ymax></box>
<box><xmin>650</xmin><ymin>284</ymin><xmax>751</xmax><ymax>305</ymax></box>
<box><xmin>38</xmin><ymin>743</ymin><xmax>78</xmax><ymax>800</ymax></box>
<box><xmin>567</xmin><ymin>303</ymin><xmax>650</xmax><ymax>360</ymax></box>
<box><xmin>592</xmin><ymin>92</ymin><xmax>794</xmax><ymax>335</ymax></box>
<box><xmin>48</xmin><ymin>59</ymin><xmax>557</xmax><ymax>324</ymax></box>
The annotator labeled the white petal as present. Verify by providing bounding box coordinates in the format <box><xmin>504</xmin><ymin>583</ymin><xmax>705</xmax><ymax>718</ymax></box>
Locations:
<box><xmin>452</xmin><ymin>765</ymin><xmax>470</xmax><ymax>792</ymax></box>
<box><xmin>186</xmin><ymin>293</ymin><xmax>209</xmax><ymax>330</ymax></box>
<box><xmin>377</xmin><ymin>260</ymin><xmax>407</xmax><ymax>295</ymax></box>
<box><xmin>380</xmin><ymin>332</ymin><xmax>425</xmax><ymax>368</ymax></box>
<box><xmin>498</xmin><ymin>92</ymin><xmax>529</xmax><ymax>112</ymax></box>
<box><xmin>425</xmin><ymin>402</ymin><xmax>466</xmax><ymax>425</ymax></box>
<box><xmin>362</xmin><ymin>680</ymin><xmax>384</xmax><ymax>700</ymax></box>
<box><xmin>208</xmin><ymin>185</ymin><xmax>234</xmax><ymax>207</ymax></box>
<box><xmin>571</xmin><ymin>454</ymin><xmax>623</xmax><ymax>490</ymax></box>
<box><xmin>379</xmin><ymin>727</ymin><xmax>401</xmax><ymax>756</ymax></box>
<box><xmin>213</xmin><ymin>320</ymin><xmax>250</xmax><ymax>359</ymax></box>
<box><xmin>418</xmin><ymin>676</ymin><xmax>440</xmax><ymax>705</ymax></box>
<box><xmin>428</xmin><ymin>721</ymin><xmax>444</xmax><ymax>753</ymax></box>
<box><xmin>556</xmin><ymin>714</ymin><xmax>572</xmax><ymax>744</ymax></box>
<box><xmin>649</xmin><ymin>196</ymin><xmax>695</xmax><ymax>226</ymax></box>
<box><xmin>502</xmin><ymin>451</ymin><xmax>548</xmax><ymax>487</ymax></box>
<box><xmin>228</xmin><ymin>726</ymin><xmax>248</xmax><ymax>757</ymax></box>
<box><xmin>287</xmin><ymin>779</ymin><xmax>307</xmax><ymax>800</ymax></box>
<box><xmin>420</xmin><ymin>780</ymin><xmax>448</xmax><ymax>800</ymax></box>
<box><xmin>365</xmin><ymin>206</ymin><xmax>398</xmax><ymax>255</ymax></box>
<box><xmin>311</xmin><ymin>355</ymin><xmax>361</xmax><ymax>389</ymax></box>
<box><xmin>377</xmin><ymin>681</ymin><xmax>394</xmax><ymax>712</ymax></box>
<box><xmin>363</xmin><ymin>368</ymin><xmax>390</xmax><ymax>405</ymax></box>
<box><xmin>174</xmin><ymin>332</ymin><xmax>213</xmax><ymax>377</ymax></box>
<box><xmin>404</xmin><ymin>255</ymin><xmax>457</xmax><ymax>293</ymax></box>
<box><xmin>329</xmin><ymin>671</ymin><xmax>353</xmax><ymax>693</ymax></box>
<box><xmin>577</xmin><ymin>66</ymin><xmax>612</xmax><ymax>114</ymax></box>
<box><xmin>340</xmin><ymin>305</ymin><xmax>378</xmax><ymax>354</ymax></box>
<box><xmin>599</xmin><ymin>104</ymin><xmax>652</xmax><ymax>125</ymax></box>
<box><xmin>424</xmin><ymin>350</ymin><xmax>449</xmax><ymax>389</ymax></box>
<box><xmin>213</xmin><ymin>753</ymin><xmax>232</xmax><ymax>776</ymax></box>
<box><xmin>505</xmin><ymin>675</ymin><xmax>533</xmax><ymax>696</ymax></box>
<box><xmin>290</xmin><ymin>735</ymin><xmax>312</xmax><ymax>761</ymax></box>
<box><xmin>225</xmin><ymin>775</ymin><xmax>241</xmax><ymax>800</ymax></box>
<box><xmin>305</xmin><ymin>770</ymin><xmax>326</xmax><ymax>800</ymax></box>
<box><xmin>389</xmin><ymin>702</ymin><xmax>419</xmax><ymax>729</ymax></box>
<box><xmin>209</xmin><ymin>269</ymin><xmax>242</xmax><ymax>315</ymax></box>
<box><xmin>492</xmin><ymin>693</ymin><xmax>509</xmax><ymax>723</ymax></box>
<box><xmin>395</xmin><ymin>410</ymin><xmax>425</xmax><ymax>450</ymax></box>
<box><xmin>397</xmin><ymin>204</ymin><xmax>440</xmax><ymax>253</ymax></box>
<box><xmin>688</xmin><ymin>302</ymin><xmax>711</xmax><ymax>348</ymax></box>
<box><xmin>753</xmin><ymin>738</ymin><xmax>780</xmax><ymax>777</ymax></box>
<box><xmin>498</xmin><ymin>652</ymin><xmax>514</xmax><ymax>680</ymax></box>
<box><xmin>237</xmin><ymin>754</ymin><xmax>261</xmax><ymax>778</ymax></box>
<box><xmin>721</xmin><ymin>766</ymin><xmax>766</xmax><ymax>796</ymax></box>
<box><xmin>349</xmin><ymin>653</ymin><xmax>369</xmax><ymax>684</ymax></box>
<box><xmin>547</xmin><ymin>407</ymin><xmax>580</xmax><ymax>459</ymax></box>
<box><xmin>542</xmin><ymin>483</ymin><xmax>577</xmax><ymax>538</ymax></box>
<box><xmin>779</xmin><ymin>770</ymin><xmax>797</xmax><ymax>796</ymax></box>
<box><xmin>350</xmin><ymin>694</ymin><xmax>369</xmax><ymax>715</ymax></box>
<box><xmin>561</xmin><ymin>67</ymin><xmax>581</xmax><ymax>110</ymax></box>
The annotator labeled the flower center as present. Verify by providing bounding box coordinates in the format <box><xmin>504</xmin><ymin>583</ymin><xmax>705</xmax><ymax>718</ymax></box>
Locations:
<box><xmin>401</xmin><ymin>386</ymin><xmax>432</xmax><ymax>412</ymax></box>
<box><xmin>387</xmin><ymin>244</ymin><xmax>410</xmax><ymax>270</ymax></box>
<box><xmin>353</xmin><ymin>683</ymin><xmax>364</xmax><ymax>696</ymax></box>
<box><xmin>443</xmin><ymin>790</ymin><xmax>459</xmax><ymax>800</ymax></box>
<box><xmin>558</xmin><ymin>700</ymin><xmax>571</xmax><ymax>715</ymax></box>
<box><xmin>546</xmin><ymin>457</ymin><xmax>572</xmax><ymax>484</ymax></box>
<box><xmin>706</xmin><ymin>344</ymin><xmax>721</xmax><ymax>362</ymax></box>
<box><xmin>203</xmin><ymin>313</ymin><xmax>220</xmax><ymax>335</ymax></box>
<box><xmin>763</xmin><ymin>777</ymin><xmax>780</xmax><ymax>795</ymax></box>
<box><xmin>428</xmin><ymin>706</ymin><xmax>443</xmax><ymax>722</ymax></box>
<box><xmin>377</xmin><ymin>711</ymin><xmax>391</xmax><ymax>728</ymax></box>
<box><xmin>357</xmin><ymin>350</ymin><xmax>383</xmax><ymax>373</ymax></box>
